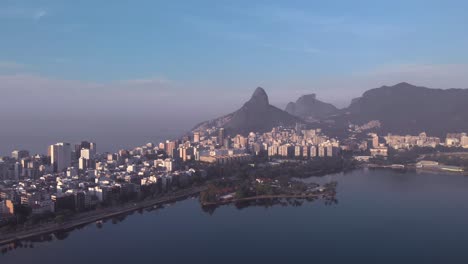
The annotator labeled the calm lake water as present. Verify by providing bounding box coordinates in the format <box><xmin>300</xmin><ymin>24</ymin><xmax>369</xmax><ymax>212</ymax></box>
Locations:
<box><xmin>2</xmin><ymin>169</ymin><xmax>468</xmax><ymax>264</ymax></box>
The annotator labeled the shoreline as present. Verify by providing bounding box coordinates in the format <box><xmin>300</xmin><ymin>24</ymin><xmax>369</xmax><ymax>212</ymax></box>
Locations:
<box><xmin>3</xmin><ymin>163</ymin><xmax>464</xmax><ymax>247</ymax></box>
<box><xmin>365</xmin><ymin>164</ymin><xmax>467</xmax><ymax>175</ymax></box>
<box><xmin>201</xmin><ymin>191</ymin><xmax>334</xmax><ymax>207</ymax></box>
<box><xmin>0</xmin><ymin>186</ymin><xmax>206</xmax><ymax>247</ymax></box>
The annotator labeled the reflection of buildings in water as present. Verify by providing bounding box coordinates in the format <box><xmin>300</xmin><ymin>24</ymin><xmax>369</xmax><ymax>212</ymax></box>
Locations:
<box><xmin>1</xmin><ymin>241</ymin><xmax>35</xmax><ymax>255</ymax></box>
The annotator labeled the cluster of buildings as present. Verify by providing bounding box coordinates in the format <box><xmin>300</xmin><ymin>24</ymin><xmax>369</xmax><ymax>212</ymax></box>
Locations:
<box><xmin>343</xmin><ymin>133</ymin><xmax>389</xmax><ymax>159</ymax></box>
<box><xmin>2</xmin><ymin>123</ymin><xmax>466</xmax><ymax>221</ymax></box>
<box><xmin>352</xmin><ymin>132</ymin><xmax>468</xmax><ymax>161</ymax></box>
<box><xmin>384</xmin><ymin>132</ymin><xmax>468</xmax><ymax>150</ymax></box>
<box><xmin>0</xmin><ymin>124</ymin><xmax>349</xmax><ymax>220</ymax></box>
<box><xmin>384</xmin><ymin>132</ymin><xmax>441</xmax><ymax>149</ymax></box>
<box><xmin>0</xmin><ymin>141</ymin><xmax>204</xmax><ymax>220</ymax></box>
<box><xmin>194</xmin><ymin>125</ymin><xmax>342</xmax><ymax>160</ymax></box>
<box><xmin>264</xmin><ymin>128</ymin><xmax>340</xmax><ymax>158</ymax></box>
<box><xmin>446</xmin><ymin>133</ymin><xmax>468</xmax><ymax>148</ymax></box>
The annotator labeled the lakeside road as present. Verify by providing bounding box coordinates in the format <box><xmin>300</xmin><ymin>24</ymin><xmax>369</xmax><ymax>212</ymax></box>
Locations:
<box><xmin>0</xmin><ymin>186</ymin><xmax>207</xmax><ymax>247</ymax></box>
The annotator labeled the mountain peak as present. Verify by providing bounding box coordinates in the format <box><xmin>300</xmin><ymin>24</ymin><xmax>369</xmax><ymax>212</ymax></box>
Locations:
<box><xmin>249</xmin><ymin>87</ymin><xmax>269</xmax><ymax>106</ymax></box>
<box><xmin>343</xmin><ymin>83</ymin><xmax>468</xmax><ymax>137</ymax></box>
<box><xmin>393</xmin><ymin>82</ymin><xmax>416</xmax><ymax>88</ymax></box>
<box><xmin>297</xmin><ymin>94</ymin><xmax>317</xmax><ymax>102</ymax></box>
<box><xmin>285</xmin><ymin>93</ymin><xmax>338</xmax><ymax>121</ymax></box>
<box><xmin>193</xmin><ymin>86</ymin><xmax>301</xmax><ymax>135</ymax></box>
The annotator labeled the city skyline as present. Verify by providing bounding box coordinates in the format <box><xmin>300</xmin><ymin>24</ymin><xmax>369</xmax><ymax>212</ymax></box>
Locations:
<box><xmin>1</xmin><ymin>81</ymin><xmax>468</xmax><ymax>156</ymax></box>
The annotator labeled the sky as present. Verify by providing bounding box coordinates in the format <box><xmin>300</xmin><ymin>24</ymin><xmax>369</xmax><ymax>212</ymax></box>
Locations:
<box><xmin>1</xmin><ymin>0</ymin><xmax>468</xmax><ymax>154</ymax></box>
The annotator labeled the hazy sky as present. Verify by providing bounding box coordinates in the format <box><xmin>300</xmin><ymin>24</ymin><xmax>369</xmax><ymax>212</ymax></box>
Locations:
<box><xmin>1</xmin><ymin>0</ymin><xmax>468</xmax><ymax>154</ymax></box>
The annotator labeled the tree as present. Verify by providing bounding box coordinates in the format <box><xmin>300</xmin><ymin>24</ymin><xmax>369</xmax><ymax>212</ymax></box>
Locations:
<box><xmin>14</xmin><ymin>204</ymin><xmax>32</xmax><ymax>224</ymax></box>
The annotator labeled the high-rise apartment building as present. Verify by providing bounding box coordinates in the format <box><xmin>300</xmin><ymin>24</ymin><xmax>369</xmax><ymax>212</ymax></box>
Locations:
<box><xmin>80</xmin><ymin>148</ymin><xmax>91</xmax><ymax>160</ymax></box>
<box><xmin>218</xmin><ymin>128</ymin><xmax>225</xmax><ymax>146</ymax></box>
<box><xmin>369</xmin><ymin>133</ymin><xmax>379</xmax><ymax>148</ymax></box>
<box><xmin>11</xmin><ymin>150</ymin><xmax>29</xmax><ymax>160</ymax></box>
<box><xmin>310</xmin><ymin>146</ymin><xmax>317</xmax><ymax>158</ymax></box>
<box><xmin>75</xmin><ymin>141</ymin><xmax>97</xmax><ymax>159</ymax></box>
<box><xmin>165</xmin><ymin>140</ymin><xmax>176</xmax><ymax>157</ymax></box>
<box><xmin>49</xmin><ymin>143</ymin><xmax>72</xmax><ymax>172</ymax></box>
<box><xmin>193</xmin><ymin>132</ymin><xmax>200</xmax><ymax>143</ymax></box>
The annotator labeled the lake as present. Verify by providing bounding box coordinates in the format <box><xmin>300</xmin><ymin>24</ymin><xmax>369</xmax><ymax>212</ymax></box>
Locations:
<box><xmin>2</xmin><ymin>169</ymin><xmax>468</xmax><ymax>264</ymax></box>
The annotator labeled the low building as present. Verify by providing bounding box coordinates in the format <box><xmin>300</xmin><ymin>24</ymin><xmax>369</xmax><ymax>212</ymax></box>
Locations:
<box><xmin>461</xmin><ymin>136</ymin><xmax>468</xmax><ymax>148</ymax></box>
<box><xmin>370</xmin><ymin>146</ymin><xmax>388</xmax><ymax>157</ymax></box>
<box><xmin>416</xmin><ymin>160</ymin><xmax>439</xmax><ymax>168</ymax></box>
<box><xmin>199</xmin><ymin>154</ymin><xmax>252</xmax><ymax>165</ymax></box>
<box><xmin>354</xmin><ymin>156</ymin><xmax>371</xmax><ymax>162</ymax></box>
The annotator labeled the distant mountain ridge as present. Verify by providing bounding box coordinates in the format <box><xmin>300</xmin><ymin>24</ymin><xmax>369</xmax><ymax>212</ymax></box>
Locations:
<box><xmin>331</xmin><ymin>82</ymin><xmax>468</xmax><ymax>136</ymax></box>
<box><xmin>285</xmin><ymin>94</ymin><xmax>338</xmax><ymax>122</ymax></box>
<box><xmin>193</xmin><ymin>82</ymin><xmax>468</xmax><ymax>138</ymax></box>
<box><xmin>192</xmin><ymin>87</ymin><xmax>302</xmax><ymax>135</ymax></box>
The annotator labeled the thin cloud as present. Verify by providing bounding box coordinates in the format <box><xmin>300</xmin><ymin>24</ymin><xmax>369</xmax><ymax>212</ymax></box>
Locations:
<box><xmin>183</xmin><ymin>15</ymin><xmax>321</xmax><ymax>55</ymax></box>
<box><xmin>33</xmin><ymin>9</ymin><xmax>47</xmax><ymax>20</ymax></box>
<box><xmin>238</xmin><ymin>4</ymin><xmax>406</xmax><ymax>39</ymax></box>
<box><xmin>0</xmin><ymin>6</ymin><xmax>48</xmax><ymax>20</ymax></box>
<box><xmin>242</xmin><ymin>5</ymin><xmax>345</xmax><ymax>26</ymax></box>
<box><xmin>260</xmin><ymin>43</ymin><xmax>321</xmax><ymax>55</ymax></box>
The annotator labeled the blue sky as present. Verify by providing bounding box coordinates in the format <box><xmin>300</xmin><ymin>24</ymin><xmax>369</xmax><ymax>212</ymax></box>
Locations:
<box><xmin>2</xmin><ymin>0</ymin><xmax>468</xmax><ymax>154</ymax></box>
<box><xmin>1</xmin><ymin>0</ymin><xmax>468</xmax><ymax>109</ymax></box>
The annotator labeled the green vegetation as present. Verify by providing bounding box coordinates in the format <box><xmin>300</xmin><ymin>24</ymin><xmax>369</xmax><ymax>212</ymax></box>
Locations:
<box><xmin>261</xmin><ymin>157</ymin><xmax>356</xmax><ymax>179</ymax></box>
<box><xmin>199</xmin><ymin>184</ymin><xmax>219</xmax><ymax>203</ymax></box>
<box><xmin>371</xmin><ymin>146</ymin><xmax>468</xmax><ymax>165</ymax></box>
<box><xmin>199</xmin><ymin>157</ymin><xmax>346</xmax><ymax>205</ymax></box>
<box><xmin>424</xmin><ymin>153</ymin><xmax>468</xmax><ymax>169</ymax></box>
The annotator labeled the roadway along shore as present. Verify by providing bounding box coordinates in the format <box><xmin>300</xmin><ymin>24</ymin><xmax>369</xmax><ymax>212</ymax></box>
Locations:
<box><xmin>0</xmin><ymin>186</ymin><xmax>207</xmax><ymax>247</ymax></box>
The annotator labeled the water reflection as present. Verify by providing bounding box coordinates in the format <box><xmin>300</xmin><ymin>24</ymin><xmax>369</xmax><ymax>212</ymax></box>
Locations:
<box><xmin>202</xmin><ymin>190</ymin><xmax>338</xmax><ymax>214</ymax></box>
<box><xmin>1</xmin><ymin>183</ymin><xmax>338</xmax><ymax>253</ymax></box>
<box><xmin>4</xmin><ymin>169</ymin><xmax>468</xmax><ymax>263</ymax></box>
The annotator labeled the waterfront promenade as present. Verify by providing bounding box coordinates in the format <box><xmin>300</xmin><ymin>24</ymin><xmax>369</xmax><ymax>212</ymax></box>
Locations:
<box><xmin>0</xmin><ymin>186</ymin><xmax>207</xmax><ymax>246</ymax></box>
